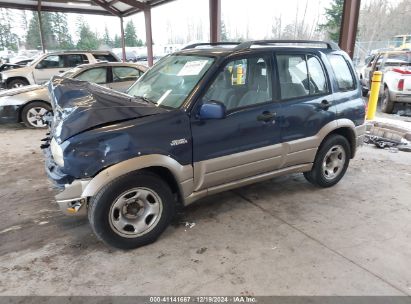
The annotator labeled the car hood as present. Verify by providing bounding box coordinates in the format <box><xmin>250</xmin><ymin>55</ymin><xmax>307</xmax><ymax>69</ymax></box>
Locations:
<box><xmin>0</xmin><ymin>84</ymin><xmax>43</xmax><ymax>97</ymax></box>
<box><xmin>48</xmin><ymin>76</ymin><xmax>168</xmax><ymax>143</ymax></box>
<box><xmin>1</xmin><ymin>65</ymin><xmax>31</xmax><ymax>77</ymax></box>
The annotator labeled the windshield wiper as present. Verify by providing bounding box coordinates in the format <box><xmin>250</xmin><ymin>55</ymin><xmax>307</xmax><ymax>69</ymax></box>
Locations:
<box><xmin>134</xmin><ymin>95</ymin><xmax>157</xmax><ymax>105</ymax></box>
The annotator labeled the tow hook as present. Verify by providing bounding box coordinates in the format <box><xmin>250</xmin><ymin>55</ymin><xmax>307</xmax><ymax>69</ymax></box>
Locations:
<box><xmin>66</xmin><ymin>199</ymin><xmax>87</xmax><ymax>214</ymax></box>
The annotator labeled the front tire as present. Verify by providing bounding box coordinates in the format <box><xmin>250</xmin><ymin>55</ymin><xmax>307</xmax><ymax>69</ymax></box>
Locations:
<box><xmin>88</xmin><ymin>171</ymin><xmax>175</xmax><ymax>250</ymax></box>
<box><xmin>304</xmin><ymin>135</ymin><xmax>350</xmax><ymax>187</ymax></box>
<box><xmin>380</xmin><ymin>87</ymin><xmax>395</xmax><ymax>114</ymax></box>
<box><xmin>8</xmin><ymin>78</ymin><xmax>29</xmax><ymax>89</ymax></box>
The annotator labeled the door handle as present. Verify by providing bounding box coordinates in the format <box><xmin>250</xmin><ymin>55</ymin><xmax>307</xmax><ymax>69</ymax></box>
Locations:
<box><xmin>59</xmin><ymin>70</ymin><xmax>65</xmax><ymax>73</ymax></box>
<box><xmin>319</xmin><ymin>100</ymin><xmax>332</xmax><ymax>110</ymax></box>
<box><xmin>257</xmin><ymin>111</ymin><xmax>276</xmax><ymax>122</ymax></box>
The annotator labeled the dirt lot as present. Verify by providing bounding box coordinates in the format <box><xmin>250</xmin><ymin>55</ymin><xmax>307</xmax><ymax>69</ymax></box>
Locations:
<box><xmin>0</xmin><ymin>122</ymin><xmax>411</xmax><ymax>296</ymax></box>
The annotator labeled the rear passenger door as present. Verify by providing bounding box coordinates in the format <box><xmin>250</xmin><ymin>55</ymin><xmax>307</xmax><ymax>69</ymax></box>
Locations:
<box><xmin>275</xmin><ymin>52</ymin><xmax>336</xmax><ymax>168</ymax></box>
<box><xmin>191</xmin><ymin>53</ymin><xmax>282</xmax><ymax>191</ymax></box>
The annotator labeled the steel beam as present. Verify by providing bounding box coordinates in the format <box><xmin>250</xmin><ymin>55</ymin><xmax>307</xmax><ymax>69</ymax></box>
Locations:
<box><xmin>37</xmin><ymin>0</ymin><xmax>46</xmax><ymax>53</ymax></box>
<box><xmin>339</xmin><ymin>0</ymin><xmax>361</xmax><ymax>58</ymax></box>
<box><xmin>0</xmin><ymin>2</ymin><xmax>112</xmax><ymax>15</ymax></box>
<box><xmin>120</xmin><ymin>16</ymin><xmax>126</xmax><ymax>62</ymax></box>
<box><xmin>209</xmin><ymin>0</ymin><xmax>221</xmax><ymax>43</ymax></box>
<box><xmin>91</xmin><ymin>0</ymin><xmax>120</xmax><ymax>16</ymax></box>
<box><xmin>144</xmin><ymin>7</ymin><xmax>154</xmax><ymax>66</ymax></box>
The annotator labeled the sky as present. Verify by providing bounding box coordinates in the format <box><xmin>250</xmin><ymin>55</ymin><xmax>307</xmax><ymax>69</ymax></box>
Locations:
<box><xmin>7</xmin><ymin>0</ymin><xmax>403</xmax><ymax>48</ymax></box>
<box><xmin>62</xmin><ymin>0</ymin><xmax>333</xmax><ymax>45</ymax></box>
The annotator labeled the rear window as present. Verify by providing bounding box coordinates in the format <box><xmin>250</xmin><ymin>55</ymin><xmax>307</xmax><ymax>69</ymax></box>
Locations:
<box><xmin>328</xmin><ymin>55</ymin><xmax>356</xmax><ymax>91</ymax></box>
<box><xmin>92</xmin><ymin>53</ymin><xmax>119</xmax><ymax>62</ymax></box>
<box><xmin>385</xmin><ymin>53</ymin><xmax>411</xmax><ymax>67</ymax></box>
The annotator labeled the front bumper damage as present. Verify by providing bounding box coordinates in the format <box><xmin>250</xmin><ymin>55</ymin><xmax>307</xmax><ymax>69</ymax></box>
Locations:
<box><xmin>55</xmin><ymin>180</ymin><xmax>90</xmax><ymax>216</ymax></box>
<box><xmin>41</xmin><ymin>135</ymin><xmax>90</xmax><ymax>216</ymax></box>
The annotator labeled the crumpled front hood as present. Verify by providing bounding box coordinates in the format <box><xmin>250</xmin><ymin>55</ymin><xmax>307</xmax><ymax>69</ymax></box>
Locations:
<box><xmin>48</xmin><ymin>76</ymin><xmax>167</xmax><ymax>143</ymax></box>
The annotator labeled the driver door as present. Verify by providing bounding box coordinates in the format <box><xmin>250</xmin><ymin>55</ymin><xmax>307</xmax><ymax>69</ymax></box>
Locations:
<box><xmin>190</xmin><ymin>53</ymin><xmax>282</xmax><ymax>191</ymax></box>
<box><xmin>33</xmin><ymin>55</ymin><xmax>65</xmax><ymax>84</ymax></box>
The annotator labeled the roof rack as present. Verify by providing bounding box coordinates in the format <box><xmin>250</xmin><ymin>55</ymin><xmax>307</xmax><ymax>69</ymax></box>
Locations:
<box><xmin>182</xmin><ymin>42</ymin><xmax>241</xmax><ymax>50</ymax></box>
<box><xmin>234</xmin><ymin>40</ymin><xmax>340</xmax><ymax>51</ymax></box>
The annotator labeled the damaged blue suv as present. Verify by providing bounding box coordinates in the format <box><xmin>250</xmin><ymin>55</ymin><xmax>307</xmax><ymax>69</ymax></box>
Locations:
<box><xmin>43</xmin><ymin>40</ymin><xmax>366</xmax><ymax>249</ymax></box>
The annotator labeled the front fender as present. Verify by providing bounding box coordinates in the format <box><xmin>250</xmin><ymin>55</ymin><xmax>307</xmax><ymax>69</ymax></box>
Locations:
<box><xmin>81</xmin><ymin>154</ymin><xmax>193</xmax><ymax>199</ymax></box>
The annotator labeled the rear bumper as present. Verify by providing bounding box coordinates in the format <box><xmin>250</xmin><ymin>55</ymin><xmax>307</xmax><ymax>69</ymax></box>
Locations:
<box><xmin>390</xmin><ymin>91</ymin><xmax>411</xmax><ymax>103</ymax></box>
<box><xmin>0</xmin><ymin>105</ymin><xmax>19</xmax><ymax>123</ymax></box>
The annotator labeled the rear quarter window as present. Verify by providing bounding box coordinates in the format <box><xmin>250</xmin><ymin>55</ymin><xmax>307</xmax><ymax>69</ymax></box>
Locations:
<box><xmin>92</xmin><ymin>53</ymin><xmax>119</xmax><ymax>62</ymax></box>
<box><xmin>328</xmin><ymin>54</ymin><xmax>356</xmax><ymax>91</ymax></box>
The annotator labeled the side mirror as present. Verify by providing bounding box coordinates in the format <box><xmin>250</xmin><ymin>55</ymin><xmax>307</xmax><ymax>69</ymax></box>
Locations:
<box><xmin>199</xmin><ymin>101</ymin><xmax>226</xmax><ymax>120</ymax></box>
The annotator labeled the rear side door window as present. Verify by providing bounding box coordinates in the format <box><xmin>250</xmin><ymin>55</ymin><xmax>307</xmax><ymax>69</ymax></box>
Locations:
<box><xmin>93</xmin><ymin>53</ymin><xmax>118</xmax><ymax>62</ymax></box>
<box><xmin>276</xmin><ymin>54</ymin><xmax>328</xmax><ymax>100</ymax></box>
<box><xmin>328</xmin><ymin>54</ymin><xmax>356</xmax><ymax>91</ymax></box>
<box><xmin>74</xmin><ymin>67</ymin><xmax>107</xmax><ymax>84</ymax></box>
<box><xmin>64</xmin><ymin>54</ymin><xmax>88</xmax><ymax>68</ymax></box>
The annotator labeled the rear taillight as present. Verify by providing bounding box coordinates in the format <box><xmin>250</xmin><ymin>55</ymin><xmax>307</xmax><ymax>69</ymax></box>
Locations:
<box><xmin>398</xmin><ymin>79</ymin><xmax>404</xmax><ymax>91</ymax></box>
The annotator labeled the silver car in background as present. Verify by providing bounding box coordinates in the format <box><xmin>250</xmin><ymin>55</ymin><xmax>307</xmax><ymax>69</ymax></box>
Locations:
<box><xmin>0</xmin><ymin>62</ymin><xmax>147</xmax><ymax>128</ymax></box>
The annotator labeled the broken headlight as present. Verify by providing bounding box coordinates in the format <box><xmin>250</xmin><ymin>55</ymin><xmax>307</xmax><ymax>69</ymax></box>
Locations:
<box><xmin>50</xmin><ymin>138</ymin><xmax>64</xmax><ymax>167</ymax></box>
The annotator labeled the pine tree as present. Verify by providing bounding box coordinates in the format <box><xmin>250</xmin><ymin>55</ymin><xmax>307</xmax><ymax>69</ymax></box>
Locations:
<box><xmin>113</xmin><ymin>34</ymin><xmax>122</xmax><ymax>48</ymax></box>
<box><xmin>76</xmin><ymin>17</ymin><xmax>100</xmax><ymax>50</ymax></box>
<box><xmin>25</xmin><ymin>12</ymin><xmax>56</xmax><ymax>50</ymax></box>
<box><xmin>221</xmin><ymin>20</ymin><xmax>229</xmax><ymax>41</ymax></box>
<box><xmin>102</xmin><ymin>26</ymin><xmax>113</xmax><ymax>48</ymax></box>
<box><xmin>50</xmin><ymin>13</ymin><xmax>74</xmax><ymax>50</ymax></box>
<box><xmin>318</xmin><ymin>0</ymin><xmax>344</xmax><ymax>42</ymax></box>
<box><xmin>124</xmin><ymin>20</ymin><xmax>143</xmax><ymax>47</ymax></box>
<box><xmin>0</xmin><ymin>9</ymin><xmax>19</xmax><ymax>51</ymax></box>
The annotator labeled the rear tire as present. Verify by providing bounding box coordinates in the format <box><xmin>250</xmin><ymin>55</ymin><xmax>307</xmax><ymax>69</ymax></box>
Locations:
<box><xmin>380</xmin><ymin>87</ymin><xmax>395</xmax><ymax>114</ymax></box>
<box><xmin>7</xmin><ymin>78</ymin><xmax>29</xmax><ymax>89</ymax></box>
<box><xmin>304</xmin><ymin>135</ymin><xmax>350</xmax><ymax>187</ymax></box>
<box><xmin>21</xmin><ymin>101</ymin><xmax>51</xmax><ymax>128</ymax></box>
<box><xmin>88</xmin><ymin>171</ymin><xmax>175</xmax><ymax>250</ymax></box>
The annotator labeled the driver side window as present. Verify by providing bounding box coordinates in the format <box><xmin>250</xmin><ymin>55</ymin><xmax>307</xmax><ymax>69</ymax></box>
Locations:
<box><xmin>36</xmin><ymin>55</ymin><xmax>64</xmax><ymax>69</ymax></box>
<box><xmin>205</xmin><ymin>56</ymin><xmax>272</xmax><ymax>111</ymax></box>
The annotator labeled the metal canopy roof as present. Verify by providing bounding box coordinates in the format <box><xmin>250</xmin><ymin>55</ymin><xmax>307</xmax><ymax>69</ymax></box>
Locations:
<box><xmin>0</xmin><ymin>0</ymin><xmax>175</xmax><ymax>17</ymax></box>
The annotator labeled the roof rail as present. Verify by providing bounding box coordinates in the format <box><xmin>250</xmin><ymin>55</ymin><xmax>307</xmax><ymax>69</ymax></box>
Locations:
<box><xmin>233</xmin><ymin>40</ymin><xmax>340</xmax><ymax>51</ymax></box>
<box><xmin>182</xmin><ymin>42</ymin><xmax>241</xmax><ymax>50</ymax></box>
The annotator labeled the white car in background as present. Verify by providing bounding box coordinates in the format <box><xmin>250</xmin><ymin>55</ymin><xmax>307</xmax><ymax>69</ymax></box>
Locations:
<box><xmin>0</xmin><ymin>62</ymin><xmax>147</xmax><ymax>128</ymax></box>
<box><xmin>0</xmin><ymin>51</ymin><xmax>120</xmax><ymax>89</ymax></box>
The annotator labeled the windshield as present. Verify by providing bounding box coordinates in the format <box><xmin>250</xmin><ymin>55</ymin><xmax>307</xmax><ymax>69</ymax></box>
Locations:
<box><xmin>127</xmin><ymin>55</ymin><xmax>214</xmax><ymax>108</ymax></box>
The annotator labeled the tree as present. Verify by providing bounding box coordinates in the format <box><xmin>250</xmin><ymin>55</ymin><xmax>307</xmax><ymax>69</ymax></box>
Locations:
<box><xmin>50</xmin><ymin>13</ymin><xmax>74</xmax><ymax>50</ymax></box>
<box><xmin>0</xmin><ymin>9</ymin><xmax>19</xmax><ymax>51</ymax></box>
<box><xmin>124</xmin><ymin>20</ymin><xmax>143</xmax><ymax>47</ymax></box>
<box><xmin>25</xmin><ymin>12</ymin><xmax>56</xmax><ymax>50</ymax></box>
<box><xmin>318</xmin><ymin>0</ymin><xmax>344</xmax><ymax>42</ymax></box>
<box><xmin>113</xmin><ymin>34</ymin><xmax>122</xmax><ymax>48</ymax></box>
<box><xmin>221</xmin><ymin>20</ymin><xmax>229</xmax><ymax>41</ymax></box>
<box><xmin>102</xmin><ymin>26</ymin><xmax>113</xmax><ymax>48</ymax></box>
<box><xmin>76</xmin><ymin>17</ymin><xmax>100</xmax><ymax>50</ymax></box>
